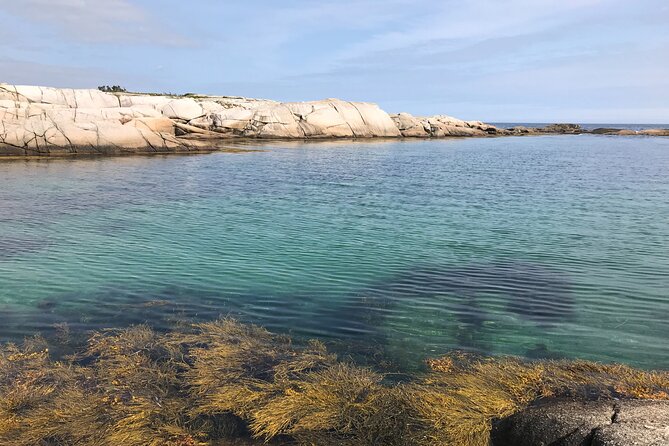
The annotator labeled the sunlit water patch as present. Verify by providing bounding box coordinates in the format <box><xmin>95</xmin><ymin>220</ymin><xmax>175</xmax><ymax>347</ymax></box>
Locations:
<box><xmin>0</xmin><ymin>135</ymin><xmax>668</xmax><ymax>369</ymax></box>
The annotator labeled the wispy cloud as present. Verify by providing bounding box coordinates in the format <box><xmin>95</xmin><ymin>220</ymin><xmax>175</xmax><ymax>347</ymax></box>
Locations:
<box><xmin>0</xmin><ymin>57</ymin><xmax>118</xmax><ymax>88</ymax></box>
<box><xmin>0</xmin><ymin>0</ymin><xmax>190</xmax><ymax>46</ymax></box>
<box><xmin>0</xmin><ymin>0</ymin><xmax>667</xmax><ymax>122</ymax></box>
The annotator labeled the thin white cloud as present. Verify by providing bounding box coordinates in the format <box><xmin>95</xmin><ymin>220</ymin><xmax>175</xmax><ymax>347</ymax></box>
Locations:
<box><xmin>0</xmin><ymin>0</ymin><xmax>190</xmax><ymax>46</ymax></box>
<box><xmin>314</xmin><ymin>0</ymin><xmax>607</xmax><ymax>73</ymax></box>
<box><xmin>0</xmin><ymin>57</ymin><xmax>118</xmax><ymax>88</ymax></box>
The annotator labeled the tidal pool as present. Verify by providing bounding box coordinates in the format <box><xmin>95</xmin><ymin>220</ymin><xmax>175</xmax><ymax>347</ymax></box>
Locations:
<box><xmin>0</xmin><ymin>135</ymin><xmax>668</xmax><ymax>369</ymax></box>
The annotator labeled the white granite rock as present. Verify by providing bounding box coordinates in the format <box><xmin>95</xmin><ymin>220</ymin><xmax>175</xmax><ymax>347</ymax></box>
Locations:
<box><xmin>161</xmin><ymin>98</ymin><xmax>204</xmax><ymax>121</ymax></box>
<box><xmin>0</xmin><ymin>83</ymin><xmax>503</xmax><ymax>156</ymax></box>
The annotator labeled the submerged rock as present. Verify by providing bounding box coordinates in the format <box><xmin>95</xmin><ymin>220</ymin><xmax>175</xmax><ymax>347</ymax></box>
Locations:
<box><xmin>0</xmin><ymin>235</ymin><xmax>49</xmax><ymax>260</ymax></box>
<box><xmin>369</xmin><ymin>261</ymin><xmax>574</xmax><ymax>325</ymax></box>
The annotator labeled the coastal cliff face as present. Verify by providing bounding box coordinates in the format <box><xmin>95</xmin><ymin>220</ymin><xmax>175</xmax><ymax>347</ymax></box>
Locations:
<box><xmin>0</xmin><ymin>84</ymin><xmax>505</xmax><ymax>156</ymax></box>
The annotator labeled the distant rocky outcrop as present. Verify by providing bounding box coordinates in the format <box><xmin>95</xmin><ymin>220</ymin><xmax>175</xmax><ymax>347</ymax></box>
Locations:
<box><xmin>1</xmin><ymin>84</ymin><xmax>667</xmax><ymax>157</ymax></box>
<box><xmin>390</xmin><ymin>112</ymin><xmax>499</xmax><ymax>137</ymax></box>
<box><xmin>592</xmin><ymin>127</ymin><xmax>669</xmax><ymax>136</ymax></box>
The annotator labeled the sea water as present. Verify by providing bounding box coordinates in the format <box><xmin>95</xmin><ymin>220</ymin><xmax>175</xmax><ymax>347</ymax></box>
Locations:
<box><xmin>1</xmin><ymin>135</ymin><xmax>668</xmax><ymax>369</ymax></box>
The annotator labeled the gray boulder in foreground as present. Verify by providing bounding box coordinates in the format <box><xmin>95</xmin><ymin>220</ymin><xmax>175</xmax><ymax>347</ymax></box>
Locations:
<box><xmin>491</xmin><ymin>399</ymin><xmax>669</xmax><ymax>446</ymax></box>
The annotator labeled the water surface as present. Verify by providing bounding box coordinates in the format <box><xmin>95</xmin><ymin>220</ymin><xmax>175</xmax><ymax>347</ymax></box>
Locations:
<box><xmin>1</xmin><ymin>135</ymin><xmax>668</xmax><ymax>369</ymax></box>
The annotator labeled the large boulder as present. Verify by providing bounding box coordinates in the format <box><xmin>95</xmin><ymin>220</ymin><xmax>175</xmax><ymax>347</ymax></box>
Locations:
<box><xmin>287</xmin><ymin>101</ymin><xmax>353</xmax><ymax>137</ymax></box>
<box><xmin>245</xmin><ymin>104</ymin><xmax>304</xmax><ymax>138</ymax></box>
<box><xmin>391</xmin><ymin>112</ymin><xmax>429</xmax><ymax>137</ymax></box>
<box><xmin>342</xmin><ymin>101</ymin><xmax>401</xmax><ymax>137</ymax></box>
<box><xmin>161</xmin><ymin>98</ymin><xmax>204</xmax><ymax>121</ymax></box>
<box><xmin>593</xmin><ymin>400</ymin><xmax>669</xmax><ymax>446</ymax></box>
<box><xmin>491</xmin><ymin>399</ymin><xmax>669</xmax><ymax>446</ymax></box>
<box><xmin>237</xmin><ymin>99</ymin><xmax>401</xmax><ymax>139</ymax></box>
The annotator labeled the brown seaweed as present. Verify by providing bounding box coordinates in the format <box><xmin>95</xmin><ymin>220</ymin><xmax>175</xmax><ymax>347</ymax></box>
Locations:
<box><xmin>0</xmin><ymin>319</ymin><xmax>666</xmax><ymax>446</ymax></box>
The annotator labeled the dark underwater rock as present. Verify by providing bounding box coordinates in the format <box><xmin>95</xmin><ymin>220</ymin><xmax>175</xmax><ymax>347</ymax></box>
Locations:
<box><xmin>36</xmin><ymin>299</ymin><xmax>57</xmax><ymax>310</ymax></box>
<box><xmin>525</xmin><ymin>343</ymin><xmax>566</xmax><ymax>360</ymax></box>
<box><xmin>0</xmin><ymin>236</ymin><xmax>49</xmax><ymax>260</ymax></box>
<box><xmin>369</xmin><ymin>261</ymin><xmax>574</xmax><ymax>325</ymax></box>
<box><xmin>491</xmin><ymin>399</ymin><xmax>669</xmax><ymax>446</ymax></box>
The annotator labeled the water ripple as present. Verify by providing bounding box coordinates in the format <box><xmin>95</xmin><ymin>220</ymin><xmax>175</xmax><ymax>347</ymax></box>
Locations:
<box><xmin>0</xmin><ymin>135</ymin><xmax>668</xmax><ymax>369</ymax></box>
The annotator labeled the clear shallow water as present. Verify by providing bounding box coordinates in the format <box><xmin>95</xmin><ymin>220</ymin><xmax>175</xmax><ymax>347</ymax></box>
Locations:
<box><xmin>1</xmin><ymin>135</ymin><xmax>668</xmax><ymax>369</ymax></box>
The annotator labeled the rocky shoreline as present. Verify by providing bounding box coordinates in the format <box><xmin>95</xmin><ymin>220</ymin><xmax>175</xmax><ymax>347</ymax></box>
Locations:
<box><xmin>2</xmin><ymin>84</ymin><xmax>667</xmax><ymax>157</ymax></box>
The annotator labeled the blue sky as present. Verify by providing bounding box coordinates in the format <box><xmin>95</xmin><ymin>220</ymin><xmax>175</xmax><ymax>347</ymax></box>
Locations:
<box><xmin>1</xmin><ymin>0</ymin><xmax>668</xmax><ymax>122</ymax></box>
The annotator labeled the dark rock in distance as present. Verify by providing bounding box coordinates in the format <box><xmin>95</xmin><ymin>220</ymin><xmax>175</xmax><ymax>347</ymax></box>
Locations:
<box><xmin>540</xmin><ymin>123</ymin><xmax>583</xmax><ymax>134</ymax></box>
<box><xmin>591</xmin><ymin>128</ymin><xmax>625</xmax><ymax>135</ymax></box>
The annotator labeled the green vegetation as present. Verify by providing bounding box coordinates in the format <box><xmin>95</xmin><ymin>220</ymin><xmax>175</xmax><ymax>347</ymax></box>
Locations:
<box><xmin>97</xmin><ymin>85</ymin><xmax>127</xmax><ymax>93</ymax></box>
<box><xmin>1</xmin><ymin>319</ymin><xmax>667</xmax><ymax>446</ymax></box>
<box><xmin>96</xmin><ymin>85</ymin><xmax>207</xmax><ymax>98</ymax></box>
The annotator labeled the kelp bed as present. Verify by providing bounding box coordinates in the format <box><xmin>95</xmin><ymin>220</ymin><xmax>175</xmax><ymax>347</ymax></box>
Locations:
<box><xmin>1</xmin><ymin>319</ymin><xmax>667</xmax><ymax>446</ymax></box>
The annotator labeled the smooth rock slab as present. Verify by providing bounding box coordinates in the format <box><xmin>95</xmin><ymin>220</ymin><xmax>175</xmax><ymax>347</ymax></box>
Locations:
<box><xmin>491</xmin><ymin>399</ymin><xmax>669</xmax><ymax>446</ymax></box>
<box><xmin>593</xmin><ymin>400</ymin><xmax>669</xmax><ymax>446</ymax></box>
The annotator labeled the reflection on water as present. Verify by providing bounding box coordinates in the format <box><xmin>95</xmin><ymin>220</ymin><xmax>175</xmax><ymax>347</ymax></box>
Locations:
<box><xmin>1</xmin><ymin>135</ymin><xmax>668</xmax><ymax>370</ymax></box>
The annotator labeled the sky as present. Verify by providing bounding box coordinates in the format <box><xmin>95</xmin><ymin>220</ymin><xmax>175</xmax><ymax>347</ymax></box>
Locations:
<box><xmin>0</xmin><ymin>0</ymin><xmax>668</xmax><ymax>123</ymax></box>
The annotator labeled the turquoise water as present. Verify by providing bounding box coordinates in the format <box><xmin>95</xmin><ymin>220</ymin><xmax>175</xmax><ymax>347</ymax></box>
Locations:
<box><xmin>1</xmin><ymin>135</ymin><xmax>668</xmax><ymax>369</ymax></box>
